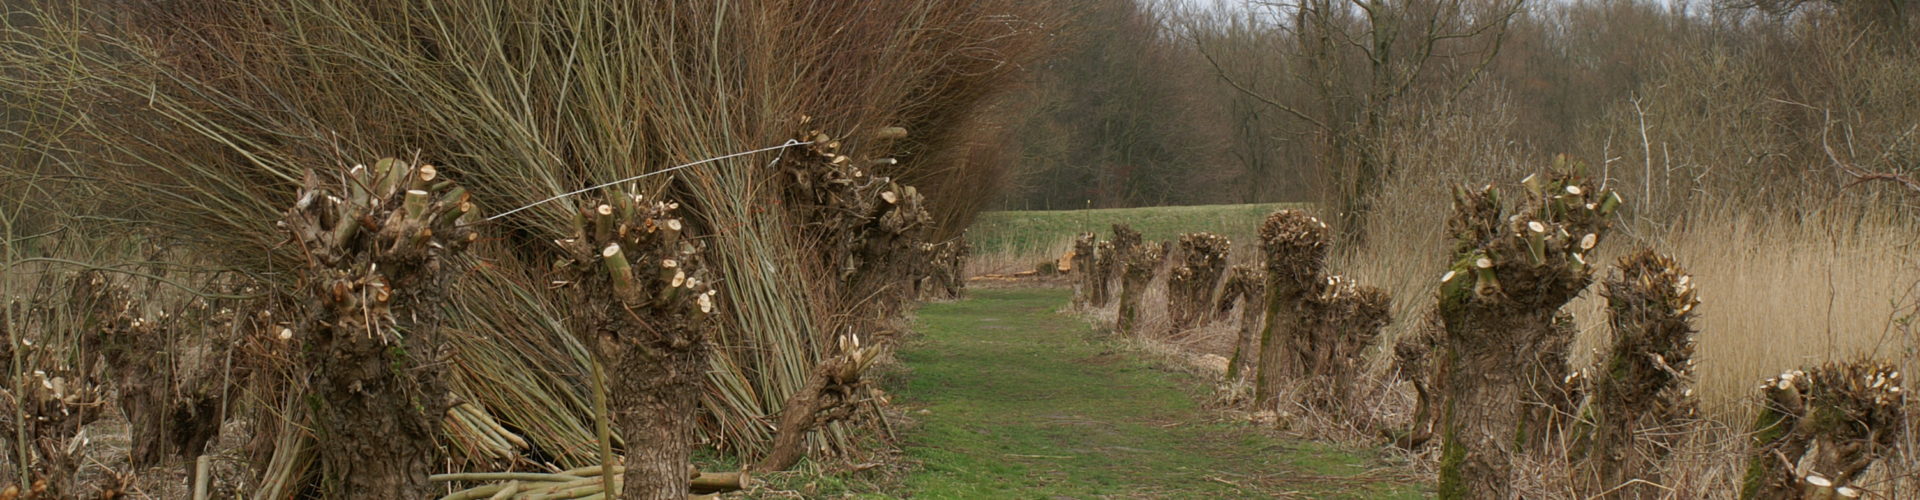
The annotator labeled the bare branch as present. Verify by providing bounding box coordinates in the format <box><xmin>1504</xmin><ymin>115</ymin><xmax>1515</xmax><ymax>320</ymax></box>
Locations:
<box><xmin>1194</xmin><ymin>40</ymin><xmax>1331</xmax><ymax>131</ymax></box>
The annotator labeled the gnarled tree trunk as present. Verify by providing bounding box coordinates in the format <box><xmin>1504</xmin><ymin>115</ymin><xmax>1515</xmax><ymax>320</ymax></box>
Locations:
<box><xmin>283</xmin><ymin>159</ymin><xmax>478</xmax><ymax>498</ymax></box>
<box><xmin>1575</xmin><ymin>250</ymin><xmax>1699</xmax><ymax>498</ymax></box>
<box><xmin>1433</xmin><ymin>168</ymin><xmax>1619</xmax><ymax>499</ymax></box>
<box><xmin>557</xmin><ymin>191</ymin><xmax>718</xmax><ymax>500</ymax></box>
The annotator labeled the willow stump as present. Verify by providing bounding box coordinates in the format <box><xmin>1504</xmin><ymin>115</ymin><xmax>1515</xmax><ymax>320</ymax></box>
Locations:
<box><xmin>1253</xmin><ymin>210</ymin><xmax>1329</xmax><ymax>406</ymax></box>
<box><xmin>1116</xmin><ymin>244</ymin><xmax>1163</xmax><ymax>337</ymax></box>
<box><xmin>283</xmin><ymin>159</ymin><xmax>478</xmax><ymax>498</ymax></box>
<box><xmin>1575</xmin><ymin>250</ymin><xmax>1700</xmax><ymax>498</ymax></box>
<box><xmin>1168</xmin><ymin>232</ymin><xmax>1230</xmax><ymax>331</ymax></box>
<box><xmin>1741</xmin><ymin>361</ymin><xmax>1904</xmax><ymax>500</ymax></box>
<box><xmin>1217</xmin><ymin>265</ymin><xmax>1265</xmax><ymax>381</ymax></box>
<box><xmin>1434</xmin><ymin>166</ymin><xmax>1620</xmax><ymax>499</ymax></box>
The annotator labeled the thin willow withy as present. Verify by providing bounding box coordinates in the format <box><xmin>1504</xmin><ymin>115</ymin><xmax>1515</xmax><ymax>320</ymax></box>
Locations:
<box><xmin>483</xmin><ymin>139</ymin><xmax>812</xmax><ymax>222</ymax></box>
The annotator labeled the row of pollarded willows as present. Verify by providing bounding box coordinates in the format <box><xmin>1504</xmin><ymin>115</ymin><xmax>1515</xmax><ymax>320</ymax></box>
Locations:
<box><xmin>1065</xmin><ymin>213</ymin><xmax>1393</xmax><ymax>424</ymax></box>
<box><xmin>1397</xmin><ymin>164</ymin><xmax>1911</xmax><ymax>499</ymax></box>
<box><xmin>1059</xmin><ymin>162</ymin><xmax>1914</xmax><ymax>499</ymax></box>
<box><xmin>0</xmin><ymin>150</ymin><xmax>937</xmax><ymax>499</ymax></box>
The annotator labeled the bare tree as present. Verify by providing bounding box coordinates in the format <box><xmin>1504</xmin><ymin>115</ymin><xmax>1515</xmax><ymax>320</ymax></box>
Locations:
<box><xmin>1190</xmin><ymin>0</ymin><xmax>1523</xmax><ymax>241</ymax></box>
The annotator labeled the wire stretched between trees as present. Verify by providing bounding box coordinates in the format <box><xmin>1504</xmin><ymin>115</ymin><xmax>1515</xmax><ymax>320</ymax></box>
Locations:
<box><xmin>486</xmin><ymin>139</ymin><xmax>813</xmax><ymax>222</ymax></box>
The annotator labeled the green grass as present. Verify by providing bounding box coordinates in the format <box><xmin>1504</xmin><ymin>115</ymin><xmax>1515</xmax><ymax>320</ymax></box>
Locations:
<box><xmin>875</xmin><ymin>287</ymin><xmax>1423</xmax><ymax>499</ymax></box>
<box><xmin>968</xmin><ymin>203</ymin><xmax>1303</xmax><ymax>258</ymax></box>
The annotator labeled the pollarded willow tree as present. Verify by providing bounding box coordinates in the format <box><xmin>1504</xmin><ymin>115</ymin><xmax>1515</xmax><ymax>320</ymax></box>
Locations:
<box><xmin>553</xmin><ymin>190</ymin><xmax>717</xmax><ymax>499</ymax></box>
<box><xmin>1217</xmin><ymin>265</ymin><xmax>1265</xmax><ymax>381</ymax></box>
<box><xmin>282</xmin><ymin>159</ymin><xmax>478</xmax><ymax>497</ymax></box>
<box><xmin>1253</xmin><ymin>210</ymin><xmax>1330</xmax><ymax>406</ymax></box>
<box><xmin>1433</xmin><ymin>165</ymin><xmax>1620</xmax><ymax>499</ymax></box>
<box><xmin>1089</xmin><ymin>240</ymin><xmax>1119</xmax><ymax>307</ymax></box>
<box><xmin>1307</xmin><ymin>276</ymin><xmax>1391</xmax><ymax>415</ymax></box>
<box><xmin>1247</xmin><ymin>210</ymin><xmax>1393</xmax><ymax>415</ymax></box>
<box><xmin>1742</xmin><ymin>361</ymin><xmax>1905</xmax><ymax>499</ymax></box>
<box><xmin>1116</xmin><ymin>243</ymin><xmax>1164</xmax><ymax>337</ymax></box>
<box><xmin>1071</xmin><ymin>232</ymin><xmax>1098</xmax><ymax>308</ymax></box>
<box><xmin>1167</xmin><ymin>232</ymin><xmax>1230</xmax><ymax>331</ymax></box>
<box><xmin>1574</xmin><ymin>249</ymin><xmax>1700</xmax><ymax>497</ymax></box>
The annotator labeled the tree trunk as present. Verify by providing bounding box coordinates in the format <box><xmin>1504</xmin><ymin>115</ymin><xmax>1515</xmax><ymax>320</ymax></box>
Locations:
<box><xmin>283</xmin><ymin>160</ymin><xmax>477</xmax><ymax>499</ymax></box>
<box><xmin>1437</xmin><ymin>304</ymin><xmax>1557</xmax><ymax>500</ymax></box>
<box><xmin>1253</xmin><ymin>283</ymin><xmax>1311</xmax><ymax>405</ymax></box>
<box><xmin>611</xmin><ymin>349</ymin><xmax>703</xmax><ymax>500</ymax></box>
<box><xmin>1227</xmin><ymin>295</ymin><xmax>1263</xmax><ymax>381</ymax></box>
<box><xmin>1438</xmin><ymin>342</ymin><xmax>1524</xmax><ymax>500</ymax></box>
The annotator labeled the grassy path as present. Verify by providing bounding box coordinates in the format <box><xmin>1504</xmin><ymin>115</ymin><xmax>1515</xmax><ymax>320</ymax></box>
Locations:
<box><xmin>890</xmin><ymin>287</ymin><xmax>1423</xmax><ymax>499</ymax></box>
